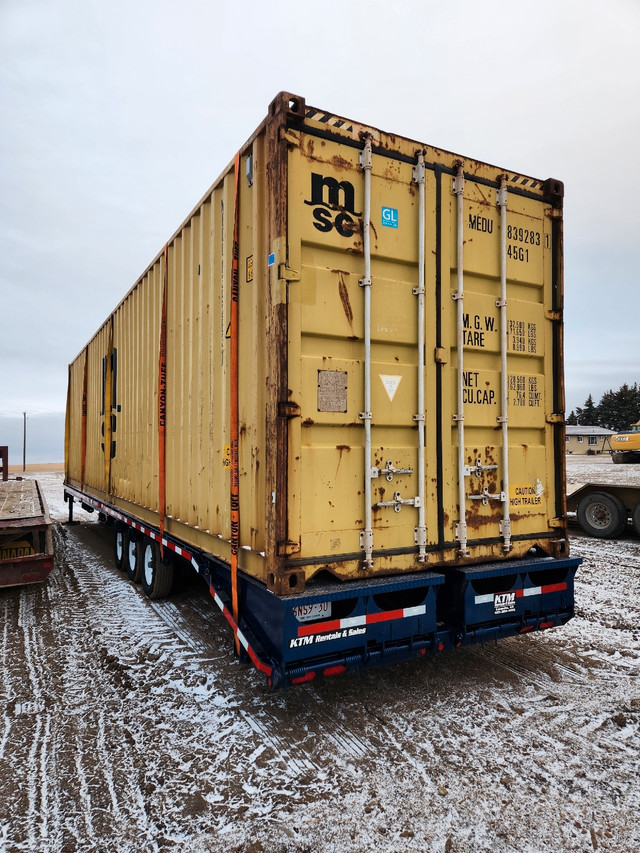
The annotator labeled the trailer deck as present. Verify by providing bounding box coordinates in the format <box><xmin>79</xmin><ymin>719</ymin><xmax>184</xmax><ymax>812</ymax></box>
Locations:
<box><xmin>0</xmin><ymin>478</ymin><xmax>54</xmax><ymax>587</ymax></box>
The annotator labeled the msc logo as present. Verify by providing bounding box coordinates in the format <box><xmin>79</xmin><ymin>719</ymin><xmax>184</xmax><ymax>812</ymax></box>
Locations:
<box><xmin>304</xmin><ymin>172</ymin><xmax>361</xmax><ymax>237</ymax></box>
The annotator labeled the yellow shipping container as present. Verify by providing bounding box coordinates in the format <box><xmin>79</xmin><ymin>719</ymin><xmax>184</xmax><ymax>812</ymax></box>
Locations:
<box><xmin>65</xmin><ymin>92</ymin><xmax>569</xmax><ymax>596</ymax></box>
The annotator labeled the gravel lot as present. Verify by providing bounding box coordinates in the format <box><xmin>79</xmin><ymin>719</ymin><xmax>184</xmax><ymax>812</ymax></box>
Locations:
<box><xmin>0</xmin><ymin>456</ymin><xmax>638</xmax><ymax>853</ymax></box>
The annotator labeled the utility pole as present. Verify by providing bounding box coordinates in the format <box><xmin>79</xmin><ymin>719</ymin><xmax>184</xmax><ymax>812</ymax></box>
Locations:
<box><xmin>23</xmin><ymin>411</ymin><xmax>26</xmax><ymax>473</ymax></box>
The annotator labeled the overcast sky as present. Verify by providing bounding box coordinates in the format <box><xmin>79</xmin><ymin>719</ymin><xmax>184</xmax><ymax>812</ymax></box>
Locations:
<box><xmin>2</xmin><ymin>0</ymin><xmax>639</xmax><ymax>461</ymax></box>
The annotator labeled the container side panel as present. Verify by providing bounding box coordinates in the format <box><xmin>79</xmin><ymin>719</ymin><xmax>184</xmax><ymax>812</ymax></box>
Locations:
<box><xmin>110</xmin><ymin>264</ymin><xmax>161</xmax><ymax>511</ymax></box>
<box><xmin>64</xmin><ymin>119</ymin><xmax>279</xmax><ymax>586</ymax></box>
<box><xmin>83</xmin><ymin>326</ymin><xmax>113</xmax><ymax>495</ymax></box>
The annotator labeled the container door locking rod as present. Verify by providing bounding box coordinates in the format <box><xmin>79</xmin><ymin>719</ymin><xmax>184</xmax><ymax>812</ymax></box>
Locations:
<box><xmin>359</xmin><ymin>136</ymin><xmax>374</xmax><ymax>570</ymax></box>
<box><xmin>497</xmin><ymin>176</ymin><xmax>512</xmax><ymax>552</ymax></box>
<box><xmin>413</xmin><ymin>151</ymin><xmax>427</xmax><ymax>561</ymax></box>
<box><xmin>452</xmin><ymin>163</ymin><xmax>470</xmax><ymax>557</ymax></box>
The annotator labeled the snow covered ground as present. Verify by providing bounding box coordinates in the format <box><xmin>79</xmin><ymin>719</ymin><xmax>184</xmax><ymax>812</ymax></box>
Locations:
<box><xmin>0</xmin><ymin>457</ymin><xmax>638</xmax><ymax>853</ymax></box>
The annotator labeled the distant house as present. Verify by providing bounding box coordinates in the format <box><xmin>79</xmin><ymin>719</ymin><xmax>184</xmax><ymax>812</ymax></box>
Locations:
<box><xmin>565</xmin><ymin>424</ymin><xmax>616</xmax><ymax>455</ymax></box>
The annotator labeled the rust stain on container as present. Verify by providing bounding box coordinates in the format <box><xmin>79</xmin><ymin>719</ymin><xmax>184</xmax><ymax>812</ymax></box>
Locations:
<box><xmin>337</xmin><ymin>272</ymin><xmax>354</xmax><ymax>330</ymax></box>
<box><xmin>331</xmin><ymin>154</ymin><xmax>353</xmax><ymax>172</ymax></box>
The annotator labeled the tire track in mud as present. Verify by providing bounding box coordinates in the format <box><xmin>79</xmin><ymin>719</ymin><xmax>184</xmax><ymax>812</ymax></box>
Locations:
<box><xmin>0</xmin><ymin>525</ymin><xmax>176</xmax><ymax>852</ymax></box>
<box><xmin>149</xmin><ymin>581</ymin><xmax>377</xmax><ymax>782</ymax></box>
<box><xmin>51</xmin><ymin>526</ymin><xmax>202</xmax><ymax>849</ymax></box>
<box><xmin>62</xmin><ymin>522</ymin><xmax>320</xmax><ymax>806</ymax></box>
<box><xmin>54</xmin><ymin>522</ymin><xmax>365</xmax><ymax>847</ymax></box>
<box><xmin>50</xmin><ymin>517</ymin><xmax>442</xmax><ymax>809</ymax></box>
<box><xmin>72</xmin><ymin>524</ymin><xmax>378</xmax><ymax>786</ymax></box>
<box><xmin>0</xmin><ymin>577</ymin><xmax>60</xmax><ymax>851</ymax></box>
<box><xmin>0</xmin><ymin>599</ymin><xmax>13</xmax><ymax>762</ymax></box>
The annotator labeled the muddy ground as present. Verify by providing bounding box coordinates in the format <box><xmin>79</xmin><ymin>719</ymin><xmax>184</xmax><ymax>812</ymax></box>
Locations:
<box><xmin>0</xmin><ymin>456</ymin><xmax>638</xmax><ymax>853</ymax></box>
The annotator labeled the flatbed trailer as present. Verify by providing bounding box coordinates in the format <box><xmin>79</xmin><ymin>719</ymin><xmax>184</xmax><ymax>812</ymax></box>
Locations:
<box><xmin>0</xmin><ymin>478</ymin><xmax>54</xmax><ymax>587</ymax></box>
<box><xmin>64</xmin><ymin>485</ymin><xmax>579</xmax><ymax>688</ymax></box>
<box><xmin>567</xmin><ymin>483</ymin><xmax>640</xmax><ymax>539</ymax></box>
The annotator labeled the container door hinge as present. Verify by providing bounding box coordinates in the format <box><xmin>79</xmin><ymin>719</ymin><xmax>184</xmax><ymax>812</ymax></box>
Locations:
<box><xmin>546</xmin><ymin>413</ymin><xmax>564</xmax><ymax>424</ymax></box>
<box><xmin>278</xmin><ymin>401</ymin><xmax>301</xmax><ymax>418</ymax></box>
<box><xmin>499</xmin><ymin>517</ymin><xmax>512</xmax><ymax>550</ymax></box>
<box><xmin>375</xmin><ymin>492</ymin><xmax>422</xmax><ymax>513</ymax></box>
<box><xmin>278</xmin><ymin>264</ymin><xmax>300</xmax><ymax>281</ymax></box>
<box><xmin>277</xmin><ymin>539</ymin><xmax>301</xmax><ymax>557</ymax></box>
<box><xmin>371</xmin><ymin>460</ymin><xmax>414</xmax><ymax>481</ymax></box>
<box><xmin>454</xmin><ymin>521</ymin><xmax>470</xmax><ymax>557</ymax></box>
<box><xmin>452</xmin><ymin>169</ymin><xmax>465</xmax><ymax>196</ymax></box>
<box><xmin>359</xmin><ymin>529</ymin><xmax>374</xmax><ymax>569</ymax></box>
<box><xmin>280</xmin><ymin>127</ymin><xmax>301</xmax><ymax>146</ymax></box>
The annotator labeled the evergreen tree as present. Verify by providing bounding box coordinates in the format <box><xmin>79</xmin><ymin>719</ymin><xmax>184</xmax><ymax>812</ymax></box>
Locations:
<box><xmin>596</xmin><ymin>383</ymin><xmax>640</xmax><ymax>431</ymax></box>
<box><xmin>575</xmin><ymin>394</ymin><xmax>598</xmax><ymax>425</ymax></box>
<box><xmin>566</xmin><ymin>410</ymin><xmax>578</xmax><ymax>425</ymax></box>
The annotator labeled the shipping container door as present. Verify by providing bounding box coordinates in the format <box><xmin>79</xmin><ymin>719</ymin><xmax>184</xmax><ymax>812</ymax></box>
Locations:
<box><xmin>441</xmin><ymin>167</ymin><xmax>561</xmax><ymax>560</ymax></box>
<box><xmin>287</xmin><ymin>121</ymin><xmax>563</xmax><ymax>578</ymax></box>
<box><xmin>287</xmin><ymin>129</ymin><xmax>427</xmax><ymax>577</ymax></box>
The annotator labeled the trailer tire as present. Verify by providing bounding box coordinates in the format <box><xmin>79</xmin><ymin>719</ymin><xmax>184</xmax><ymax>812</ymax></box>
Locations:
<box><xmin>577</xmin><ymin>492</ymin><xmax>627</xmax><ymax>539</ymax></box>
<box><xmin>632</xmin><ymin>503</ymin><xmax>640</xmax><ymax>537</ymax></box>
<box><xmin>114</xmin><ymin>524</ymin><xmax>127</xmax><ymax>571</ymax></box>
<box><xmin>125</xmin><ymin>533</ymin><xmax>143</xmax><ymax>583</ymax></box>
<box><xmin>140</xmin><ymin>539</ymin><xmax>174</xmax><ymax>600</ymax></box>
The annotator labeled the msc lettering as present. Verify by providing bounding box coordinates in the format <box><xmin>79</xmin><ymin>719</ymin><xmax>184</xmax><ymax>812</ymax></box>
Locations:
<box><xmin>304</xmin><ymin>172</ymin><xmax>361</xmax><ymax>237</ymax></box>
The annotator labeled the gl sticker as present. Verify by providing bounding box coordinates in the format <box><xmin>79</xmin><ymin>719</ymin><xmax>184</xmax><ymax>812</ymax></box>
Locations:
<box><xmin>381</xmin><ymin>206</ymin><xmax>398</xmax><ymax>228</ymax></box>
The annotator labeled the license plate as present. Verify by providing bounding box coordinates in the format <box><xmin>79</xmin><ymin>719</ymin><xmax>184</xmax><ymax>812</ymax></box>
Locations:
<box><xmin>292</xmin><ymin>601</ymin><xmax>331</xmax><ymax>623</ymax></box>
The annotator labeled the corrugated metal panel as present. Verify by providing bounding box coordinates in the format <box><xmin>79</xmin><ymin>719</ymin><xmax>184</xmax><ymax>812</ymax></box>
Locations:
<box><xmin>66</xmin><ymin>92</ymin><xmax>568</xmax><ymax>595</ymax></box>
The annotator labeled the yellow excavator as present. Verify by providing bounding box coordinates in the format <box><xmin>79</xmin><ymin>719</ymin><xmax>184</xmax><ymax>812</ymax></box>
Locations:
<box><xmin>610</xmin><ymin>420</ymin><xmax>640</xmax><ymax>464</ymax></box>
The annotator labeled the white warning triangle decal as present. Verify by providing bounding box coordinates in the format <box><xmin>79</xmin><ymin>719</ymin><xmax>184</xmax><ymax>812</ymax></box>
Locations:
<box><xmin>379</xmin><ymin>374</ymin><xmax>402</xmax><ymax>402</ymax></box>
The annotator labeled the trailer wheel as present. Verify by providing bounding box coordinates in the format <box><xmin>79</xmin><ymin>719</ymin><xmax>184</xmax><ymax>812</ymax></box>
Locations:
<box><xmin>140</xmin><ymin>539</ymin><xmax>174</xmax><ymax>600</ymax></box>
<box><xmin>125</xmin><ymin>533</ymin><xmax>143</xmax><ymax>583</ymax></box>
<box><xmin>114</xmin><ymin>524</ymin><xmax>127</xmax><ymax>570</ymax></box>
<box><xmin>632</xmin><ymin>503</ymin><xmax>640</xmax><ymax>537</ymax></box>
<box><xmin>577</xmin><ymin>492</ymin><xmax>627</xmax><ymax>539</ymax></box>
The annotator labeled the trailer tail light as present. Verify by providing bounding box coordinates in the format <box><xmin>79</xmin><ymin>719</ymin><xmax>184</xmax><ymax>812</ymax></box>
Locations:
<box><xmin>323</xmin><ymin>664</ymin><xmax>347</xmax><ymax>679</ymax></box>
<box><xmin>291</xmin><ymin>671</ymin><xmax>316</xmax><ymax>685</ymax></box>
<box><xmin>520</xmin><ymin>625</ymin><xmax>534</xmax><ymax>633</ymax></box>
<box><xmin>539</xmin><ymin>620</ymin><xmax>555</xmax><ymax>630</ymax></box>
